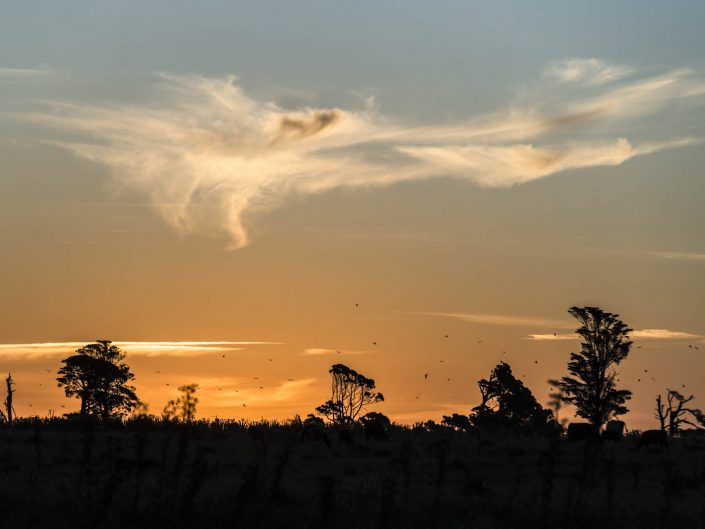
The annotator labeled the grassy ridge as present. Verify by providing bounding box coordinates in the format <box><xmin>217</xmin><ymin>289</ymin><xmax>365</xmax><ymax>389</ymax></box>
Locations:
<box><xmin>0</xmin><ymin>418</ymin><xmax>704</xmax><ymax>529</ymax></box>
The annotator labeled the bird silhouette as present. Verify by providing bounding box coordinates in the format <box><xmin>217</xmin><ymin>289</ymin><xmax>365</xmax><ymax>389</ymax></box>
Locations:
<box><xmin>46</xmin><ymin>369</ymin><xmax>51</xmax><ymax>373</ymax></box>
<box><xmin>424</xmin><ymin>373</ymin><xmax>429</xmax><ymax>379</ymax></box>
<box><xmin>372</xmin><ymin>342</ymin><xmax>378</xmax><ymax>346</ymax></box>
<box><xmin>222</xmin><ymin>354</ymin><xmax>226</xmax><ymax>358</ymax></box>
<box><xmin>288</xmin><ymin>378</ymin><xmax>294</xmax><ymax>381</ymax></box>
<box><xmin>444</xmin><ymin>335</ymin><xmax>449</xmax><ymax>338</ymax></box>
<box><xmin>242</xmin><ymin>404</ymin><xmax>246</xmax><ymax>407</ymax></box>
<box><xmin>268</xmin><ymin>358</ymin><xmax>273</xmax><ymax>362</ymax></box>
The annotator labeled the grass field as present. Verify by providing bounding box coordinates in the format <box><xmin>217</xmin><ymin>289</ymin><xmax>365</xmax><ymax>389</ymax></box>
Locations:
<box><xmin>1</xmin><ymin>418</ymin><xmax>704</xmax><ymax>529</ymax></box>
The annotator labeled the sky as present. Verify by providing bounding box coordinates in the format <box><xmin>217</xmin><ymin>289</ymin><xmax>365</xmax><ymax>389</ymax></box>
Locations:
<box><xmin>1</xmin><ymin>1</ymin><xmax>704</xmax><ymax>428</ymax></box>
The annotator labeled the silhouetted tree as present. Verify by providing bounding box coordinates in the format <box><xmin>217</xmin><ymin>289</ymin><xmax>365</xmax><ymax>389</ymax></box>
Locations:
<box><xmin>316</xmin><ymin>364</ymin><xmax>383</xmax><ymax>425</ymax></box>
<box><xmin>3</xmin><ymin>374</ymin><xmax>15</xmax><ymax>425</ymax></box>
<box><xmin>163</xmin><ymin>383</ymin><xmax>199</xmax><ymax>421</ymax></box>
<box><xmin>470</xmin><ymin>361</ymin><xmax>558</xmax><ymax>433</ymax></box>
<box><xmin>654</xmin><ymin>390</ymin><xmax>703</xmax><ymax>435</ymax></box>
<box><xmin>56</xmin><ymin>340</ymin><xmax>140</xmax><ymax>420</ymax></box>
<box><xmin>549</xmin><ymin>306</ymin><xmax>632</xmax><ymax>432</ymax></box>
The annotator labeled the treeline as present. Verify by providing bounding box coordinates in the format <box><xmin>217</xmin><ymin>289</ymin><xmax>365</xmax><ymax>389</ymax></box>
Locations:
<box><xmin>2</xmin><ymin>306</ymin><xmax>704</xmax><ymax>438</ymax></box>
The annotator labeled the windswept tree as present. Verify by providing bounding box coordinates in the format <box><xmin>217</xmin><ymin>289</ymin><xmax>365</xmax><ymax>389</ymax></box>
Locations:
<box><xmin>470</xmin><ymin>361</ymin><xmax>558</xmax><ymax>434</ymax></box>
<box><xmin>549</xmin><ymin>306</ymin><xmax>632</xmax><ymax>432</ymax></box>
<box><xmin>316</xmin><ymin>364</ymin><xmax>384</xmax><ymax>425</ymax></box>
<box><xmin>57</xmin><ymin>340</ymin><xmax>140</xmax><ymax>420</ymax></box>
<box><xmin>163</xmin><ymin>383</ymin><xmax>199</xmax><ymax>421</ymax></box>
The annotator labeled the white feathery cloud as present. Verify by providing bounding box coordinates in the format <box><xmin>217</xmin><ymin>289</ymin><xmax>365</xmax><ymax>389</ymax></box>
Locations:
<box><xmin>544</xmin><ymin>58</ymin><xmax>634</xmax><ymax>85</ymax></box>
<box><xmin>19</xmin><ymin>61</ymin><xmax>705</xmax><ymax>248</ymax></box>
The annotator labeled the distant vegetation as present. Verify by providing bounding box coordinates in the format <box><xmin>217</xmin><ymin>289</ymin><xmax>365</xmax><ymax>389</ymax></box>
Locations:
<box><xmin>1</xmin><ymin>305</ymin><xmax>704</xmax><ymax>527</ymax></box>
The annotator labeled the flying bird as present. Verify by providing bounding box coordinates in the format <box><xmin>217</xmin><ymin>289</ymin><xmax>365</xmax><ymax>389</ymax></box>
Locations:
<box><xmin>372</xmin><ymin>342</ymin><xmax>377</xmax><ymax>346</ymax></box>
<box><xmin>424</xmin><ymin>373</ymin><xmax>429</xmax><ymax>379</ymax></box>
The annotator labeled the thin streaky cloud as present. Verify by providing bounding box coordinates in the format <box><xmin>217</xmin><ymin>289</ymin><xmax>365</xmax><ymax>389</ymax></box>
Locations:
<box><xmin>301</xmin><ymin>348</ymin><xmax>368</xmax><ymax>356</ymax></box>
<box><xmin>652</xmin><ymin>251</ymin><xmax>705</xmax><ymax>262</ymax></box>
<box><xmin>416</xmin><ymin>311</ymin><xmax>572</xmax><ymax>328</ymax></box>
<box><xmin>0</xmin><ymin>341</ymin><xmax>281</xmax><ymax>358</ymax></box>
<box><xmin>0</xmin><ymin>67</ymin><xmax>51</xmax><ymax>78</ymax></box>
<box><xmin>18</xmin><ymin>61</ymin><xmax>705</xmax><ymax>248</ymax></box>
<box><xmin>526</xmin><ymin>329</ymin><xmax>700</xmax><ymax>341</ymax></box>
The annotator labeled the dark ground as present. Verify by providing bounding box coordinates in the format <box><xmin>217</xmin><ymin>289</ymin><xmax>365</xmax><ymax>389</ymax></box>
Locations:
<box><xmin>1</xmin><ymin>418</ymin><xmax>704</xmax><ymax>529</ymax></box>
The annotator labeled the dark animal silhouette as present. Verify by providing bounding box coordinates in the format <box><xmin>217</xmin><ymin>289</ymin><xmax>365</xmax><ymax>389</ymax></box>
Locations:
<box><xmin>638</xmin><ymin>429</ymin><xmax>667</xmax><ymax>448</ymax></box>
<box><xmin>602</xmin><ymin>419</ymin><xmax>626</xmax><ymax>441</ymax></box>
<box><xmin>567</xmin><ymin>422</ymin><xmax>599</xmax><ymax>441</ymax></box>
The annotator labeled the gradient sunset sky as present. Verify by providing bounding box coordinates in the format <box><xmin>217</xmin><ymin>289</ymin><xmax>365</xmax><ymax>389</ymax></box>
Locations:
<box><xmin>1</xmin><ymin>1</ymin><xmax>704</xmax><ymax>427</ymax></box>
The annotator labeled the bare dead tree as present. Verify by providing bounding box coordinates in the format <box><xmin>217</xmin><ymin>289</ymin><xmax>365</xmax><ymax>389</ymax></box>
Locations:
<box><xmin>4</xmin><ymin>374</ymin><xmax>15</xmax><ymax>426</ymax></box>
<box><xmin>654</xmin><ymin>394</ymin><xmax>668</xmax><ymax>432</ymax></box>
<box><xmin>654</xmin><ymin>390</ymin><xmax>703</xmax><ymax>436</ymax></box>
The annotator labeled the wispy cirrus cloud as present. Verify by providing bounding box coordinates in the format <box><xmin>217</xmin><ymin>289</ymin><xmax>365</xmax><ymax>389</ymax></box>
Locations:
<box><xmin>652</xmin><ymin>251</ymin><xmax>705</xmax><ymax>262</ymax></box>
<box><xmin>0</xmin><ymin>67</ymin><xmax>52</xmax><ymax>78</ymax></box>
<box><xmin>416</xmin><ymin>311</ymin><xmax>572</xmax><ymax>328</ymax></box>
<box><xmin>526</xmin><ymin>329</ymin><xmax>701</xmax><ymax>341</ymax></box>
<box><xmin>301</xmin><ymin>348</ymin><xmax>368</xmax><ymax>356</ymax></box>
<box><xmin>18</xmin><ymin>60</ymin><xmax>705</xmax><ymax>248</ymax></box>
<box><xmin>544</xmin><ymin>58</ymin><xmax>634</xmax><ymax>86</ymax></box>
<box><xmin>0</xmin><ymin>341</ymin><xmax>280</xmax><ymax>359</ymax></box>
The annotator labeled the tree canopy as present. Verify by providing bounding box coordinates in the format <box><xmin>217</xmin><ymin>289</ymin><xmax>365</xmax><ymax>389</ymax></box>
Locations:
<box><xmin>550</xmin><ymin>306</ymin><xmax>632</xmax><ymax>431</ymax></box>
<box><xmin>316</xmin><ymin>364</ymin><xmax>384</xmax><ymax>425</ymax></box>
<box><xmin>56</xmin><ymin>340</ymin><xmax>140</xmax><ymax>420</ymax></box>
<box><xmin>470</xmin><ymin>361</ymin><xmax>558</xmax><ymax>434</ymax></box>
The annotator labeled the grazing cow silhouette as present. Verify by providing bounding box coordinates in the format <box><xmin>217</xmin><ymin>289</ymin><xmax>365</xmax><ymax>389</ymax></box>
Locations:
<box><xmin>602</xmin><ymin>420</ymin><xmax>626</xmax><ymax>441</ymax></box>
<box><xmin>567</xmin><ymin>422</ymin><xmax>599</xmax><ymax>441</ymax></box>
<box><xmin>638</xmin><ymin>429</ymin><xmax>667</xmax><ymax>449</ymax></box>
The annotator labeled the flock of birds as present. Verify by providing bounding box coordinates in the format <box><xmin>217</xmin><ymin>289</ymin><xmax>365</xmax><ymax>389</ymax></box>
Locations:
<box><xmin>16</xmin><ymin>302</ymin><xmax>704</xmax><ymax>412</ymax></box>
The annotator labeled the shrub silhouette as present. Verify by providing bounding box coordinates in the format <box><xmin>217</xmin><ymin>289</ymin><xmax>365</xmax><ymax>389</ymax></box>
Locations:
<box><xmin>162</xmin><ymin>384</ymin><xmax>199</xmax><ymax>422</ymax></box>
